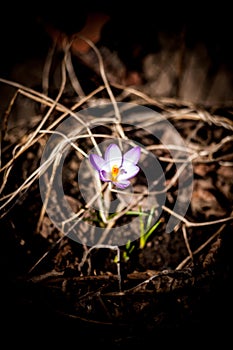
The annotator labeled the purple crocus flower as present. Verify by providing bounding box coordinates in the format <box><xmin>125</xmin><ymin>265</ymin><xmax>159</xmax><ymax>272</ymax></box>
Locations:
<box><xmin>89</xmin><ymin>143</ymin><xmax>141</xmax><ymax>189</ymax></box>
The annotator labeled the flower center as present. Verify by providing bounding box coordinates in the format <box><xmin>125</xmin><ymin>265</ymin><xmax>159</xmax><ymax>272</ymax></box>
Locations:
<box><xmin>111</xmin><ymin>164</ymin><xmax>120</xmax><ymax>180</ymax></box>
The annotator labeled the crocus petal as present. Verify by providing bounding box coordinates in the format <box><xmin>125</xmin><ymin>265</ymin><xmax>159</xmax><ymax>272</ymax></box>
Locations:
<box><xmin>117</xmin><ymin>164</ymin><xmax>140</xmax><ymax>181</ymax></box>
<box><xmin>104</xmin><ymin>143</ymin><xmax>122</xmax><ymax>169</ymax></box>
<box><xmin>89</xmin><ymin>153</ymin><xmax>105</xmax><ymax>171</ymax></box>
<box><xmin>100</xmin><ymin>161</ymin><xmax>112</xmax><ymax>173</ymax></box>
<box><xmin>113</xmin><ymin>180</ymin><xmax>131</xmax><ymax>189</ymax></box>
<box><xmin>100</xmin><ymin>170</ymin><xmax>111</xmax><ymax>182</ymax></box>
<box><xmin>123</xmin><ymin>146</ymin><xmax>141</xmax><ymax>165</ymax></box>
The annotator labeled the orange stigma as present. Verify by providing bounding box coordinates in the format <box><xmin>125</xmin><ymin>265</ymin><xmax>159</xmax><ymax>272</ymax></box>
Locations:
<box><xmin>111</xmin><ymin>165</ymin><xmax>119</xmax><ymax>180</ymax></box>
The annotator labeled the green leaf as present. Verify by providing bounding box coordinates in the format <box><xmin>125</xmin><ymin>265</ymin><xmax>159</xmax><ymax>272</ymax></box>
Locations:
<box><xmin>140</xmin><ymin>220</ymin><xmax>161</xmax><ymax>249</ymax></box>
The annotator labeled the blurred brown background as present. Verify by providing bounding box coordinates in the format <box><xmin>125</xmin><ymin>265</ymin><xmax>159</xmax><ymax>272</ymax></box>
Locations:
<box><xmin>0</xmin><ymin>1</ymin><xmax>232</xmax><ymax>115</ymax></box>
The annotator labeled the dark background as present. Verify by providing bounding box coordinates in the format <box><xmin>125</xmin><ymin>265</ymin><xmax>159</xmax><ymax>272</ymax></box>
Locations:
<box><xmin>0</xmin><ymin>2</ymin><xmax>232</xmax><ymax>79</ymax></box>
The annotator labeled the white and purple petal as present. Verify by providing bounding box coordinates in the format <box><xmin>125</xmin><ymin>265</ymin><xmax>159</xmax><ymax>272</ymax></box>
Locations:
<box><xmin>123</xmin><ymin>146</ymin><xmax>141</xmax><ymax>165</ymax></box>
<box><xmin>99</xmin><ymin>170</ymin><xmax>111</xmax><ymax>182</ymax></box>
<box><xmin>113</xmin><ymin>180</ymin><xmax>131</xmax><ymax>189</ymax></box>
<box><xmin>104</xmin><ymin>143</ymin><xmax>122</xmax><ymax>169</ymax></box>
<box><xmin>118</xmin><ymin>164</ymin><xmax>140</xmax><ymax>181</ymax></box>
<box><xmin>89</xmin><ymin>153</ymin><xmax>105</xmax><ymax>171</ymax></box>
